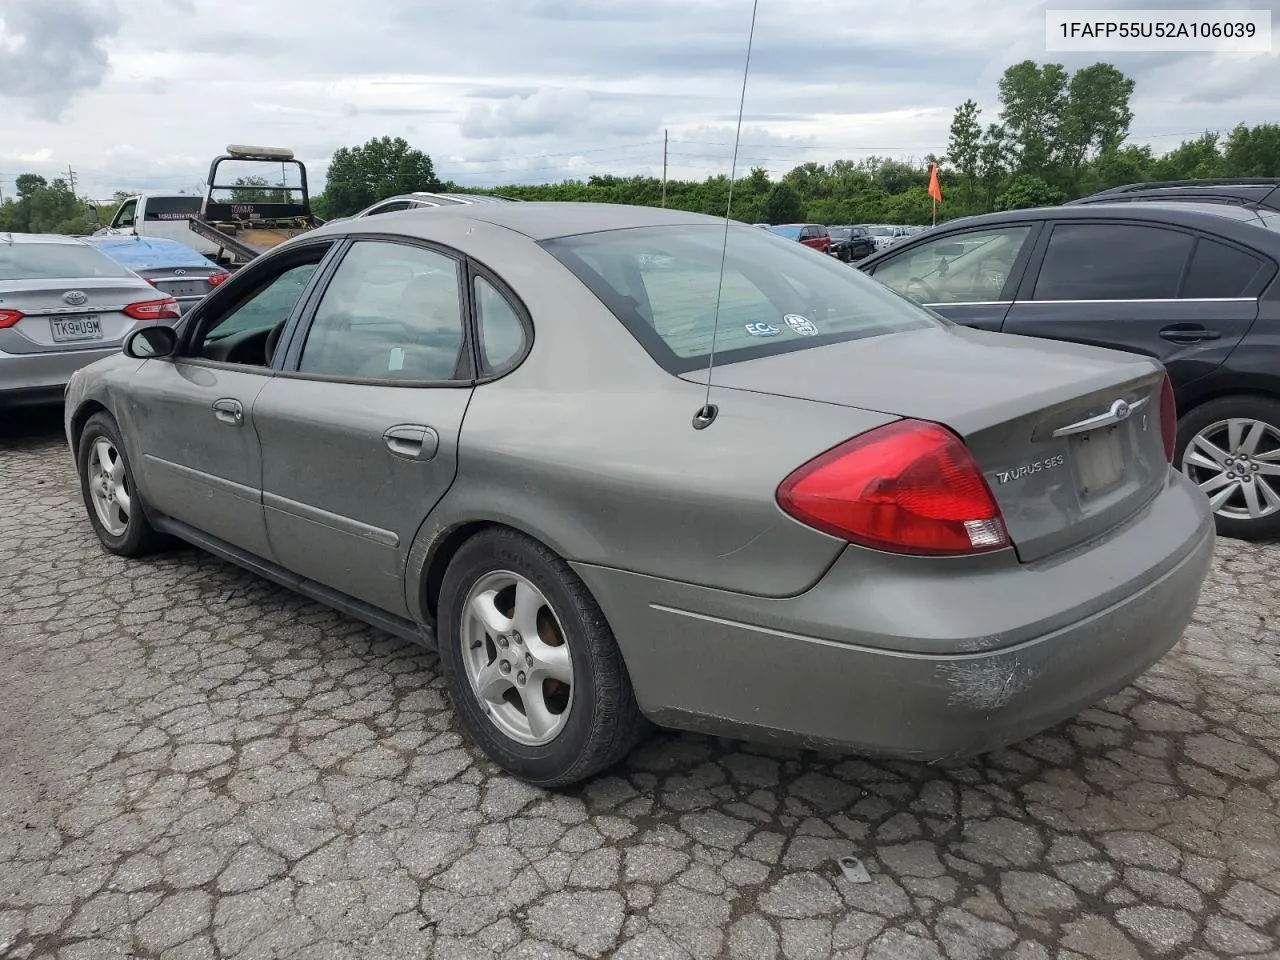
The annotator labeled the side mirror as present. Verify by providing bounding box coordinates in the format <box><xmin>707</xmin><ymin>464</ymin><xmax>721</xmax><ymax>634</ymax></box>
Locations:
<box><xmin>124</xmin><ymin>325</ymin><xmax>178</xmax><ymax>359</ymax></box>
<box><xmin>85</xmin><ymin>206</ymin><xmax>101</xmax><ymax>225</ymax></box>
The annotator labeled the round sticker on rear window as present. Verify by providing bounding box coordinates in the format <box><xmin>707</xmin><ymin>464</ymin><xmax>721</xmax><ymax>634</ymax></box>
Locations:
<box><xmin>784</xmin><ymin>314</ymin><xmax>818</xmax><ymax>336</ymax></box>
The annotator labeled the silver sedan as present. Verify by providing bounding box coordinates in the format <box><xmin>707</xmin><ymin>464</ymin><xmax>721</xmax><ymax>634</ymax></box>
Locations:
<box><xmin>64</xmin><ymin>202</ymin><xmax>1215</xmax><ymax>786</ymax></box>
<box><xmin>1</xmin><ymin>233</ymin><xmax>180</xmax><ymax>408</ymax></box>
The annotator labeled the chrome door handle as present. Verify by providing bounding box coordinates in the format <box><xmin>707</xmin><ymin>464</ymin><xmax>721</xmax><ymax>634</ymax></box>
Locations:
<box><xmin>1159</xmin><ymin>325</ymin><xmax>1220</xmax><ymax>344</ymax></box>
<box><xmin>212</xmin><ymin>398</ymin><xmax>243</xmax><ymax>425</ymax></box>
<box><xmin>383</xmin><ymin>424</ymin><xmax>439</xmax><ymax>461</ymax></box>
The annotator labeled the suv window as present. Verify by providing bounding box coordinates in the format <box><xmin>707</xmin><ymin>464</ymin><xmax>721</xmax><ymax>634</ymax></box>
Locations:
<box><xmin>871</xmin><ymin>225</ymin><xmax>1032</xmax><ymax>304</ymax></box>
<box><xmin>366</xmin><ymin>200</ymin><xmax>412</xmax><ymax>216</ymax></box>
<box><xmin>1182</xmin><ymin>238</ymin><xmax>1268</xmax><ymax>298</ymax></box>
<box><xmin>1033</xmin><ymin>223</ymin><xmax>1193</xmax><ymax>301</ymax></box>
<box><xmin>298</xmin><ymin>240</ymin><xmax>466</xmax><ymax>381</ymax></box>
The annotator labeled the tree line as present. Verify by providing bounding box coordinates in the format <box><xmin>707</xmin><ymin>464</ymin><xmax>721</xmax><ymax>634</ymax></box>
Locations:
<box><xmin>3</xmin><ymin>60</ymin><xmax>1277</xmax><ymax>238</ymax></box>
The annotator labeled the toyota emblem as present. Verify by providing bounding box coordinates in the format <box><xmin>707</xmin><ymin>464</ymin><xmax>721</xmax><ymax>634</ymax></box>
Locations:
<box><xmin>62</xmin><ymin>290</ymin><xmax>88</xmax><ymax>306</ymax></box>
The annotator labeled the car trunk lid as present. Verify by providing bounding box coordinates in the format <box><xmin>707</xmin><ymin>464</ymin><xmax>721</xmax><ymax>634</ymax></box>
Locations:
<box><xmin>684</xmin><ymin>325</ymin><xmax>1170</xmax><ymax>563</ymax></box>
<box><xmin>0</xmin><ymin>278</ymin><xmax>157</xmax><ymax>354</ymax></box>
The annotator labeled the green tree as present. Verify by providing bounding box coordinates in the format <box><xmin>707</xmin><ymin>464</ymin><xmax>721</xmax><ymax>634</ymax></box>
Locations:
<box><xmin>320</xmin><ymin>136</ymin><xmax>441</xmax><ymax>217</ymax></box>
<box><xmin>1058</xmin><ymin>63</ymin><xmax>1135</xmax><ymax>185</ymax></box>
<box><xmin>996</xmin><ymin>173</ymin><xmax>1065</xmax><ymax>210</ymax></box>
<box><xmin>228</xmin><ymin>175</ymin><xmax>291</xmax><ymax>203</ymax></box>
<box><xmin>1223</xmin><ymin>123</ymin><xmax>1280</xmax><ymax>177</ymax></box>
<box><xmin>947</xmin><ymin>99</ymin><xmax>983</xmax><ymax>193</ymax></box>
<box><xmin>761</xmin><ymin>182</ymin><xmax>804</xmax><ymax>223</ymax></box>
<box><xmin>998</xmin><ymin>60</ymin><xmax>1069</xmax><ymax>176</ymax></box>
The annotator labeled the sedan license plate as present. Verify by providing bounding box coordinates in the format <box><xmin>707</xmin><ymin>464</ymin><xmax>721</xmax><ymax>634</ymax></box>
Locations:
<box><xmin>50</xmin><ymin>316</ymin><xmax>103</xmax><ymax>342</ymax></box>
<box><xmin>1072</xmin><ymin>427</ymin><xmax>1125</xmax><ymax>496</ymax></box>
<box><xmin>160</xmin><ymin>281</ymin><xmax>201</xmax><ymax>298</ymax></box>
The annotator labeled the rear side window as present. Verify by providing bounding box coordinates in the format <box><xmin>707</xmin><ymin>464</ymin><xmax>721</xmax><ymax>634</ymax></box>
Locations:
<box><xmin>0</xmin><ymin>242</ymin><xmax>135</xmax><ymax>281</ymax></box>
<box><xmin>1033</xmin><ymin>224</ymin><xmax>1193</xmax><ymax>301</ymax></box>
<box><xmin>143</xmin><ymin>197</ymin><xmax>201</xmax><ymax>221</ymax></box>
<box><xmin>1182</xmin><ymin>238</ymin><xmax>1268</xmax><ymax>298</ymax></box>
<box><xmin>542</xmin><ymin>224</ymin><xmax>940</xmax><ymax>374</ymax></box>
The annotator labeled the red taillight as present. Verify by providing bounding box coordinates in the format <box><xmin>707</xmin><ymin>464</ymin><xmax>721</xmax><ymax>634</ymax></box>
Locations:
<box><xmin>207</xmin><ymin>272</ymin><xmax>229</xmax><ymax>287</ymax></box>
<box><xmin>1159</xmin><ymin>374</ymin><xmax>1177</xmax><ymax>463</ymax></box>
<box><xmin>0</xmin><ymin>309</ymin><xmax>22</xmax><ymax>329</ymax></box>
<box><xmin>124</xmin><ymin>297</ymin><xmax>181</xmax><ymax>321</ymax></box>
<box><xmin>777</xmin><ymin>419</ymin><xmax>1010</xmax><ymax>556</ymax></box>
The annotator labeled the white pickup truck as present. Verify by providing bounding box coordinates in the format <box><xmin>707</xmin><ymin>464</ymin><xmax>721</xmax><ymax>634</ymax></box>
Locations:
<box><xmin>93</xmin><ymin>194</ymin><xmax>221</xmax><ymax>259</ymax></box>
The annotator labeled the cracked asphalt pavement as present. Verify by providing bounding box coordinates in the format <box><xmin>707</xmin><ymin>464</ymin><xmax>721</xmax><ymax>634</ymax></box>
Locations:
<box><xmin>3</xmin><ymin>410</ymin><xmax>1280</xmax><ymax>960</ymax></box>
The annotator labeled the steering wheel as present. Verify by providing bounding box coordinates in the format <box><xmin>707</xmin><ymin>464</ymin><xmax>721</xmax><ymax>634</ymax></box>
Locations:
<box><xmin>904</xmin><ymin>276</ymin><xmax>940</xmax><ymax>303</ymax></box>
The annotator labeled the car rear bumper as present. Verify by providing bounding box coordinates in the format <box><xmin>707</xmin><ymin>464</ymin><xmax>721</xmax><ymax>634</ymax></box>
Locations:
<box><xmin>0</xmin><ymin>346</ymin><xmax>119</xmax><ymax>406</ymax></box>
<box><xmin>573</xmin><ymin>469</ymin><xmax>1214</xmax><ymax>759</ymax></box>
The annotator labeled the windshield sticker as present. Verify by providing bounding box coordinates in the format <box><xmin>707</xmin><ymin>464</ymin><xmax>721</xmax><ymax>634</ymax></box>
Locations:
<box><xmin>784</xmin><ymin>314</ymin><xmax>818</xmax><ymax>336</ymax></box>
<box><xmin>744</xmin><ymin>322</ymin><xmax>780</xmax><ymax>338</ymax></box>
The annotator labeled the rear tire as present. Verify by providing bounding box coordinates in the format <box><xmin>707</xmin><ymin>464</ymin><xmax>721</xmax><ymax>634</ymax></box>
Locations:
<box><xmin>77</xmin><ymin>412</ymin><xmax>167</xmax><ymax>557</ymax></box>
<box><xmin>1176</xmin><ymin>394</ymin><xmax>1280</xmax><ymax>541</ymax></box>
<box><xmin>437</xmin><ymin>528</ymin><xmax>648</xmax><ymax>787</ymax></box>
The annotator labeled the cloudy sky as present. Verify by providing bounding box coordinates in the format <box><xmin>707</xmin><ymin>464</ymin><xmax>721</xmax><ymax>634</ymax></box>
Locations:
<box><xmin>0</xmin><ymin>0</ymin><xmax>1276</xmax><ymax>199</ymax></box>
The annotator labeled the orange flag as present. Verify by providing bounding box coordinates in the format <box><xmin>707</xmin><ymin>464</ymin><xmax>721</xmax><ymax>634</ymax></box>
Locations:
<box><xmin>928</xmin><ymin>163</ymin><xmax>943</xmax><ymax>203</ymax></box>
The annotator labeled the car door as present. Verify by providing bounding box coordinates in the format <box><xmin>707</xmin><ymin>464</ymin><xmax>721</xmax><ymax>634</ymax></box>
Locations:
<box><xmin>863</xmin><ymin>221</ymin><xmax>1041</xmax><ymax>331</ymax></box>
<box><xmin>122</xmin><ymin>240</ymin><xmax>337</xmax><ymax>559</ymax></box>
<box><xmin>251</xmin><ymin>237</ymin><xmax>476</xmax><ymax>617</ymax></box>
<box><xmin>1001</xmin><ymin>221</ymin><xmax>1267</xmax><ymax>389</ymax></box>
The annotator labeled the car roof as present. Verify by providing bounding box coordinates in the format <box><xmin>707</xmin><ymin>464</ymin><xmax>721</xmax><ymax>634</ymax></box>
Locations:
<box><xmin>317</xmin><ymin>201</ymin><xmax>730</xmax><ymax>242</ymax></box>
<box><xmin>0</xmin><ymin>232</ymin><xmax>91</xmax><ymax>246</ymax></box>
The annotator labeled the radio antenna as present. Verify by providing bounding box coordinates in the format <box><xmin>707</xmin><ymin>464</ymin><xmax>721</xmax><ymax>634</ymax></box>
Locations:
<box><xmin>693</xmin><ymin>0</ymin><xmax>760</xmax><ymax>431</ymax></box>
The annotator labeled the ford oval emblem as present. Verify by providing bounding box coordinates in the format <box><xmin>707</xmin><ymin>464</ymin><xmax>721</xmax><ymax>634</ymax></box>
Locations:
<box><xmin>63</xmin><ymin>290</ymin><xmax>88</xmax><ymax>306</ymax></box>
<box><xmin>1110</xmin><ymin>399</ymin><xmax>1131</xmax><ymax>421</ymax></box>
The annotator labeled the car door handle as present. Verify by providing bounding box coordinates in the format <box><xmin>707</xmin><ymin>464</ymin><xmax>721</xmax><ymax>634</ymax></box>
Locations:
<box><xmin>383</xmin><ymin>424</ymin><xmax>439</xmax><ymax>461</ymax></box>
<box><xmin>212</xmin><ymin>398</ymin><xmax>243</xmax><ymax>425</ymax></box>
<box><xmin>1159</xmin><ymin>325</ymin><xmax>1221</xmax><ymax>344</ymax></box>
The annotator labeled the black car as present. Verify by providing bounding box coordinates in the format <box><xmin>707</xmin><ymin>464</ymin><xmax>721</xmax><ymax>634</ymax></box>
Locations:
<box><xmin>1069</xmin><ymin>178</ymin><xmax>1280</xmax><ymax>214</ymax></box>
<box><xmin>857</xmin><ymin>200</ymin><xmax>1280</xmax><ymax>540</ymax></box>
<box><xmin>827</xmin><ymin>225</ymin><xmax>877</xmax><ymax>262</ymax></box>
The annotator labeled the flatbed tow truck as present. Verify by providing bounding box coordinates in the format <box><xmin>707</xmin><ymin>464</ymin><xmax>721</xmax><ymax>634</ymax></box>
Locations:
<box><xmin>188</xmin><ymin>144</ymin><xmax>319</xmax><ymax>269</ymax></box>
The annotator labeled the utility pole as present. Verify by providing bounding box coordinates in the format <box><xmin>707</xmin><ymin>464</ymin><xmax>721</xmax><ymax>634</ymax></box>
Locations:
<box><xmin>66</xmin><ymin>164</ymin><xmax>78</xmax><ymax>196</ymax></box>
<box><xmin>661</xmin><ymin>130</ymin><xmax>668</xmax><ymax>208</ymax></box>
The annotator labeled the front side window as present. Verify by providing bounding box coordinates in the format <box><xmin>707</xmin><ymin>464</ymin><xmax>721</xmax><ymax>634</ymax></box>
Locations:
<box><xmin>298</xmin><ymin>240</ymin><xmax>466</xmax><ymax>382</ymax></box>
<box><xmin>543</xmin><ymin>223</ymin><xmax>941</xmax><ymax>374</ymax></box>
<box><xmin>196</xmin><ymin>258</ymin><xmax>324</xmax><ymax>363</ymax></box>
<box><xmin>872</xmin><ymin>226</ymin><xmax>1032</xmax><ymax>304</ymax></box>
<box><xmin>113</xmin><ymin>200</ymin><xmax>137</xmax><ymax>228</ymax></box>
<box><xmin>1033</xmin><ymin>223</ymin><xmax>1193</xmax><ymax>301</ymax></box>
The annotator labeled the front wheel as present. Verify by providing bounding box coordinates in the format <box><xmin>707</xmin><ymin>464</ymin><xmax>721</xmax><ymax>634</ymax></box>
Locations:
<box><xmin>76</xmin><ymin>412</ymin><xmax>167</xmax><ymax>556</ymax></box>
<box><xmin>437</xmin><ymin>528</ymin><xmax>647</xmax><ymax>787</ymax></box>
<box><xmin>1176</xmin><ymin>395</ymin><xmax>1280</xmax><ymax>541</ymax></box>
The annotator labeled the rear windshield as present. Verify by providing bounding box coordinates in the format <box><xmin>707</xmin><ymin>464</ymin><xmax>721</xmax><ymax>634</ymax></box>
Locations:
<box><xmin>542</xmin><ymin>224</ymin><xmax>942</xmax><ymax>374</ymax></box>
<box><xmin>0</xmin><ymin>242</ymin><xmax>136</xmax><ymax>281</ymax></box>
<box><xmin>829</xmin><ymin>227</ymin><xmax>852</xmax><ymax>240</ymax></box>
<box><xmin>143</xmin><ymin>197</ymin><xmax>201</xmax><ymax>221</ymax></box>
<box><xmin>766</xmin><ymin>225</ymin><xmax>801</xmax><ymax>239</ymax></box>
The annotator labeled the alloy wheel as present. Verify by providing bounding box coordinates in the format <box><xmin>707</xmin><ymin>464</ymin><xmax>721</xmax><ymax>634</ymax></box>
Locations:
<box><xmin>460</xmin><ymin>570</ymin><xmax>574</xmax><ymax>746</ymax></box>
<box><xmin>1181</xmin><ymin>417</ymin><xmax>1280</xmax><ymax>521</ymax></box>
<box><xmin>87</xmin><ymin>437</ymin><xmax>131</xmax><ymax>537</ymax></box>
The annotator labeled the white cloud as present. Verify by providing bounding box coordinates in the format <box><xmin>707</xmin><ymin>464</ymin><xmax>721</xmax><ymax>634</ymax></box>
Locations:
<box><xmin>0</xmin><ymin>0</ymin><xmax>1276</xmax><ymax>198</ymax></box>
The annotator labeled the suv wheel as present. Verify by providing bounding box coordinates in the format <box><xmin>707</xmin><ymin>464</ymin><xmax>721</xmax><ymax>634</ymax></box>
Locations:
<box><xmin>1176</xmin><ymin>395</ymin><xmax>1280</xmax><ymax>541</ymax></box>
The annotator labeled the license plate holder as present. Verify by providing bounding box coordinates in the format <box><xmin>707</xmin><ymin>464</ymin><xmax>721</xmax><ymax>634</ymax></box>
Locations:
<box><xmin>1072</xmin><ymin>426</ymin><xmax>1125</xmax><ymax>497</ymax></box>
<box><xmin>50</xmin><ymin>316</ymin><xmax>103</xmax><ymax>342</ymax></box>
